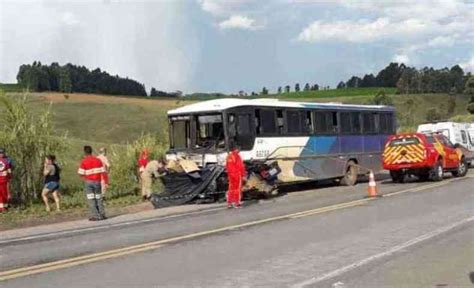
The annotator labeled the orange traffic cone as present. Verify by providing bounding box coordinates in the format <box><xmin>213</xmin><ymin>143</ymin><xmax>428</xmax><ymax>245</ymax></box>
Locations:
<box><xmin>367</xmin><ymin>171</ymin><xmax>381</xmax><ymax>198</ymax></box>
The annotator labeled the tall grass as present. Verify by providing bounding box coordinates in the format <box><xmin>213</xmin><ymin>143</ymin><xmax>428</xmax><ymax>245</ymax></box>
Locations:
<box><xmin>108</xmin><ymin>134</ymin><xmax>167</xmax><ymax>199</ymax></box>
<box><xmin>0</xmin><ymin>92</ymin><xmax>67</xmax><ymax>206</ymax></box>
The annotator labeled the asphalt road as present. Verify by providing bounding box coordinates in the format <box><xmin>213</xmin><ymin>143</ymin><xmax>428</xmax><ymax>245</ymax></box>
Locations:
<box><xmin>1</xmin><ymin>173</ymin><xmax>473</xmax><ymax>287</ymax></box>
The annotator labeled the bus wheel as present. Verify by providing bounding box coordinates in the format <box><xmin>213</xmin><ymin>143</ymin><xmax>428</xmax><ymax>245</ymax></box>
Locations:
<box><xmin>341</xmin><ymin>160</ymin><xmax>358</xmax><ymax>186</ymax></box>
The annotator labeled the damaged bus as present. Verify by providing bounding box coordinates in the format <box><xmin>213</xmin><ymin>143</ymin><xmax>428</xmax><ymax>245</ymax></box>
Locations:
<box><xmin>161</xmin><ymin>98</ymin><xmax>395</xmax><ymax>205</ymax></box>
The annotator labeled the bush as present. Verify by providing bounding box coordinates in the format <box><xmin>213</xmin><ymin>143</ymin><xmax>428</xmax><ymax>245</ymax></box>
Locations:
<box><xmin>108</xmin><ymin>134</ymin><xmax>167</xmax><ymax>199</ymax></box>
<box><xmin>450</xmin><ymin>114</ymin><xmax>474</xmax><ymax>122</ymax></box>
<box><xmin>0</xmin><ymin>93</ymin><xmax>67</xmax><ymax>206</ymax></box>
<box><xmin>468</xmin><ymin>102</ymin><xmax>474</xmax><ymax>114</ymax></box>
<box><xmin>426</xmin><ymin>107</ymin><xmax>443</xmax><ymax>122</ymax></box>
<box><xmin>369</xmin><ymin>90</ymin><xmax>393</xmax><ymax>105</ymax></box>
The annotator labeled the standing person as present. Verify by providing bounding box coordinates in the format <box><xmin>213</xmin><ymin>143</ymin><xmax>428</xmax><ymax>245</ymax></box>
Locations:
<box><xmin>97</xmin><ymin>147</ymin><xmax>111</xmax><ymax>196</ymax></box>
<box><xmin>226</xmin><ymin>147</ymin><xmax>246</xmax><ymax>208</ymax></box>
<box><xmin>78</xmin><ymin>146</ymin><xmax>107</xmax><ymax>221</ymax></box>
<box><xmin>138</xmin><ymin>149</ymin><xmax>150</xmax><ymax>200</ymax></box>
<box><xmin>142</xmin><ymin>158</ymin><xmax>167</xmax><ymax>199</ymax></box>
<box><xmin>42</xmin><ymin>155</ymin><xmax>61</xmax><ymax>212</ymax></box>
<box><xmin>0</xmin><ymin>148</ymin><xmax>12</xmax><ymax>212</ymax></box>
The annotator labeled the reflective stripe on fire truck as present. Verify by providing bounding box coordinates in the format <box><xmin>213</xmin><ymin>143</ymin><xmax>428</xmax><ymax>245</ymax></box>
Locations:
<box><xmin>383</xmin><ymin>143</ymin><xmax>425</xmax><ymax>164</ymax></box>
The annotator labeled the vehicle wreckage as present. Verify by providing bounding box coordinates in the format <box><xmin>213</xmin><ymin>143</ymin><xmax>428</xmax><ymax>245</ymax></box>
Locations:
<box><xmin>150</xmin><ymin>98</ymin><xmax>396</xmax><ymax>208</ymax></box>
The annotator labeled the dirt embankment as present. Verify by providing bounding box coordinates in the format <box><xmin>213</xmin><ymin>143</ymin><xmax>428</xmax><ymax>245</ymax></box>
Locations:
<box><xmin>21</xmin><ymin>92</ymin><xmax>192</xmax><ymax>108</ymax></box>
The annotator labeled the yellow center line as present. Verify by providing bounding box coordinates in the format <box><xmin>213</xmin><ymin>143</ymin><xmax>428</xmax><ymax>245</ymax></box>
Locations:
<box><xmin>1</xmin><ymin>176</ymin><xmax>472</xmax><ymax>281</ymax></box>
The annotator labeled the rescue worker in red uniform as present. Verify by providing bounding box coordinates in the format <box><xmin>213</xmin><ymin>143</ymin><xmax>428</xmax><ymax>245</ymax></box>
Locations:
<box><xmin>226</xmin><ymin>147</ymin><xmax>246</xmax><ymax>208</ymax></box>
<box><xmin>0</xmin><ymin>148</ymin><xmax>12</xmax><ymax>212</ymax></box>
<box><xmin>78</xmin><ymin>146</ymin><xmax>107</xmax><ymax>221</ymax></box>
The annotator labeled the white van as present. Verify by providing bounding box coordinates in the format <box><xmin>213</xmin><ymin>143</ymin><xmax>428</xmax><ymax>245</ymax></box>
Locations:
<box><xmin>417</xmin><ymin>122</ymin><xmax>474</xmax><ymax>165</ymax></box>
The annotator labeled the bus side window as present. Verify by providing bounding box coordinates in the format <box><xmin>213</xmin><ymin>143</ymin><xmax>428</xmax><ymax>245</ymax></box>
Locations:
<box><xmin>255</xmin><ymin>109</ymin><xmax>261</xmax><ymax>135</ymax></box>
<box><xmin>277</xmin><ymin>110</ymin><xmax>284</xmax><ymax>135</ymax></box>
<box><xmin>340</xmin><ymin>113</ymin><xmax>351</xmax><ymax>134</ymax></box>
<box><xmin>351</xmin><ymin>112</ymin><xmax>361</xmax><ymax>134</ymax></box>
<box><xmin>363</xmin><ymin>113</ymin><xmax>376</xmax><ymax>134</ymax></box>
<box><xmin>461</xmin><ymin>130</ymin><xmax>467</xmax><ymax>144</ymax></box>
<box><xmin>305</xmin><ymin>111</ymin><xmax>313</xmax><ymax>134</ymax></box>
<box><xmin>260</xmin><ymin>109</ymin><xmax>277</xmax><ymax>135</ymax></box>
<box><xmin>287</xmin><ymin>110</ymin><xmax>302</xmax><ymax>134</ymax></box>
<box><xmin>331</xmin><ymin>112</ymin><xmax>338</xmax><ymax>133</ymax></box>
<box><xmin>236</xmin><ymin>114</ymin><xmax>253</xmax><ymax>150</ymax></box>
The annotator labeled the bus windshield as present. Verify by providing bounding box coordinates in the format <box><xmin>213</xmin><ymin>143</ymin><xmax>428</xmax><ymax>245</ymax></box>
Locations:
<box><xmin>170</xmin><ymin>116</ymin><xmax>191</xmax><ymax>149</ymax></box>
<box><xmin>169</xmin><ymin>114</ymin><xmax>225</xmax><ymax>151</ymax></box>
<box><xmin>195</xmin><ymin>114</ymin><xmax>225</xmax><ymax>149</ymax></box>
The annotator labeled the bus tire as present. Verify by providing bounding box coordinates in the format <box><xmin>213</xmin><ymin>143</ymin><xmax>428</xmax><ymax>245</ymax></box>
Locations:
<box><xmin>340</xmin><ymin>160</ymin><xmax>358</xmax><ymax>186</ymax></box>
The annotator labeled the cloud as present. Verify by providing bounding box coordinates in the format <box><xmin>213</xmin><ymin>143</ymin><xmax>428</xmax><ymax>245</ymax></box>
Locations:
<box><xmin>198</xmin><ymin>0</ymin><xmax>266</xmax><ymax>31</ymax></box>
<box><xmin>460</xmin><ymin>56</ymin><xmax>474</xmax><ymax>73</ymax></box>
<box><xmin>198</xmin><ymin>0</ymin><xmax>260</xmax><ymax>16</ymax></box>
<box><xmin>392</xmin><ymin>54</ymin><xmax>410</xmax><ymax>64</ymax></box>
<box><xmin>0</xmin><ymin>1</ymin><xmax>199</xmax><ymax>92</ymax></box>
<box><xmin>297</xmin><ymin>0</ymin><xmax>473</xmax><ymax>50</ymax></box>
<box><xmin>427</xmin><ymin>36</ymin><xmax>456</xmax><ymax>48</ymax></box>
<box><xmin>218</xmin><ymin>15</ymin><xmax>262</xmax><ymax>30</ymax></box>
<box><xmin>60</xmin><ymin>11</ymin><xmax>80</xmax><ymax>26</ymax></box>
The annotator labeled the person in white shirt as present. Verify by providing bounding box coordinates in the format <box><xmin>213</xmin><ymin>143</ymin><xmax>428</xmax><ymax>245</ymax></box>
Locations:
<box><xmin>97</xmin><ymin>147</ymin><xmax>111</xmax><ymax>195</ymax></box>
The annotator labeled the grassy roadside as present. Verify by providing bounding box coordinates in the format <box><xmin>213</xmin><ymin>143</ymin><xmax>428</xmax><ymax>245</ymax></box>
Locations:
<box><xmin>0</xmin><ymin>194</ymin><xmax>149</xmax><ymax>231</ymax></box>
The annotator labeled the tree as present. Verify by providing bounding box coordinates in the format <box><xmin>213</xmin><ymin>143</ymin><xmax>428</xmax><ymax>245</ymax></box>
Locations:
<box><xmin>464</xmin><ymin>76</ymin><xmax>474</xmax><ymax>99</ymax></box>
<box><xmin>261</xmin><ymin>87</ymin><xmax>268</xmax><ymax>95</ymax></box>
<box><xmin>447</xmin><ymin>96</ymin><xmax>456</xmax><ymax>115</ymax></box>
<box><xmin>468</xmin><ymin>103</ymin><xmax>474</xmax><ymax>114</ymax></box>
<box><xmin>58</xmin><ymin>67</ymin><xmax>72</xmax><ymax>93</ymax></box>
<box><xmin>376</xmin><ymin>62</ymin><xmax>406</xmax><ymax>87</ymax></box>
<box><xmin>277</xmin><ymin>86</ymin><xmax>282</xmax><ymax>94</ymax></box>
<box><xmin>285</xmin><ymin>85</ymin><xmax>290</xmax><ymax>93</ymax></box>
<box><xmin>360</xmin><ymin>74</ymin><xmax>377</xmax><ymax>87</ymax></box>
<box><xmin>396</xmin><ymin>68</ymin><xmax>417</xmax><ymax>94</ymax></box>
<box><xmin>370</xmin><ymin>90</ymin><xmax>393</xmax><ymax>106</ymax></box>
<box><xmin>295</xmin><ymin>83</ymin><xmax>300</xmax><ymax>92</ymax></box>
<box><xmin>346</xmin><ymin>76</ymin><xmax>361</xmax><ymax>88</ymax></box>
<box><xmin>304</xmin><ymin>83</ymin><xmax>310</xmax><ymax>91</ymax></box>
<box><xmin>311</xmin><ymin>84</ymin><xmax>319</xmax><ymax>91</ymax></box>
<box><xmin>16</xmin><ymin>61</ymin><xmax>148</xmax><ymax>96</ymax></box>
<box><xmin>337</xmin><ymin>81</ymin><xmax>346</xmax><ymax>89</ymax></box>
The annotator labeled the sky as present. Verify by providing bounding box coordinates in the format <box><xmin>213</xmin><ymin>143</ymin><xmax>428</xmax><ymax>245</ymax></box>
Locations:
<box><xmin>0</xmin><ymin>0</ymin><xmax>473</xmax><ymax>94</ymax></box>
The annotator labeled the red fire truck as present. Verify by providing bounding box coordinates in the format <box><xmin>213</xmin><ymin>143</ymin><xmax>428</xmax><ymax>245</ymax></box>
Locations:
<box><xmin>383</xmin><ymin>133</ymin><xmax>468</xmax><ymax>182</ymax></box>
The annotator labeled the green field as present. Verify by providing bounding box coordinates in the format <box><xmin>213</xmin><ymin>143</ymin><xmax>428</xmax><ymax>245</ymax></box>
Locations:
<box><xmin>275</xmin><ymin>87</ymin><xmax>397</xmax><ymax>99</ymax></box>
<box><xmin>0</xmin><ymin>83</ymin><xmax>24</xmax><ymax>92</ymax></box>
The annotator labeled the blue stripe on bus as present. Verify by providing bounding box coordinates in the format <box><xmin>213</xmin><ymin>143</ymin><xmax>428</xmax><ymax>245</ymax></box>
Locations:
<box><xmin>292</xmin><ymin>135</ymin><xmax>389</xmax><ymax>180</ymax></box>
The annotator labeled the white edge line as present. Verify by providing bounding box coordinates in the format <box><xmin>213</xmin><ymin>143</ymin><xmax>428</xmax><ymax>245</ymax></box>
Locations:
<box><xmin>292</xmin><ymin>215</ymin><xmax>474</xmax><ymax>288</ymax></box>
<box><xmin>0</xmin><ymin>207</ymin><xmax>226</xmax><ymax>245</ymax></box>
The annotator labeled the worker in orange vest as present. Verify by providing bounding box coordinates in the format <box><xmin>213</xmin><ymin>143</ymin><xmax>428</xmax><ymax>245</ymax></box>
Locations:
<box><xmin>78</xmin><ymin>146</ymin><xmax>107</xmax><ymax>221</ymax></box>
<box><xmin>226</xmin><ymin>147</ymin><xmax>246</xmax><ymax>208</ymax></box>
<box><xmin>0</xmin><ymin>148</ymin><xmax>12</xmax><ymax>212</ymax></box>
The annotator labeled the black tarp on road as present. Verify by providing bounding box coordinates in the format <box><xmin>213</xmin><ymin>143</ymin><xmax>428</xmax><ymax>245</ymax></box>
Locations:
<box><xmin>149</xmin><ymin>165</ymin><xmax>225</xmax><ymax>209</ymax></box>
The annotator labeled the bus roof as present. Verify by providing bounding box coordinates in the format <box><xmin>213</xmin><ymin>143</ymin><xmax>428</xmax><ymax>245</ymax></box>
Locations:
<box><xmin>168</xmin><ymin>98</ymin><xmax>394</xmax><ymax>115</ymax></box>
